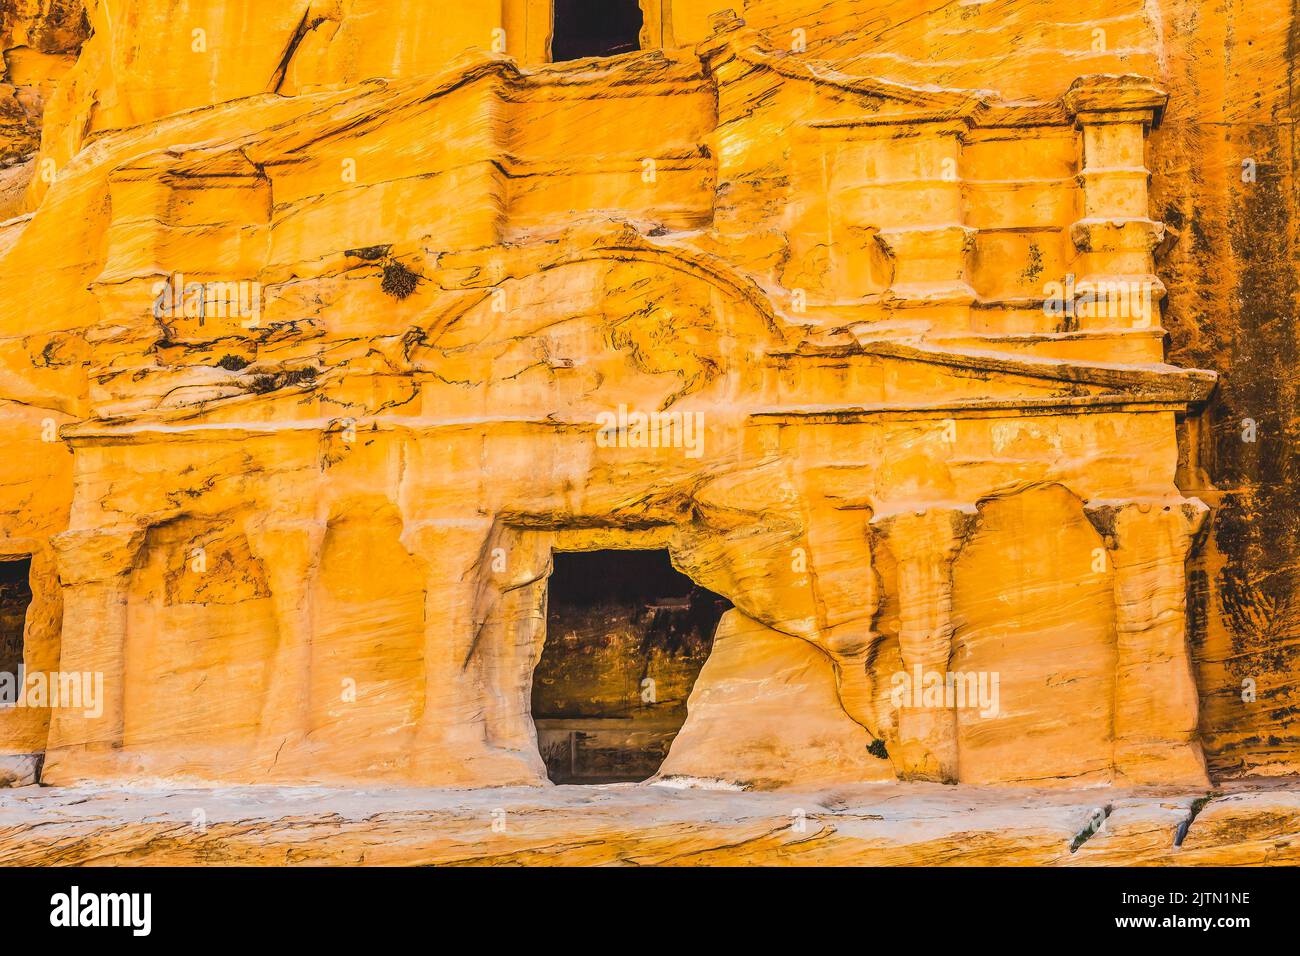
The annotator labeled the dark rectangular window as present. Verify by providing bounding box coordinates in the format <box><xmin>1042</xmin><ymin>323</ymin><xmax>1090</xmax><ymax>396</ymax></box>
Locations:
<box><xmin>551</xmin><ymin>0</ymin><xmax>643</xmax><ymax>62</ymax></box>
<box><xmin>0</xmin><ymin>558</ymin><xmax>31</xmax><ymax>693</ymax></box>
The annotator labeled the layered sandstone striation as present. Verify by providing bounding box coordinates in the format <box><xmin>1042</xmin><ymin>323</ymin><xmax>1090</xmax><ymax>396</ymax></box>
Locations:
<box><xmin>0</xmin><ymin>0</ymin><xmax>1296</xmax><ymax>859</ymax></box>
<box><xmin>2</xmin><ymin>779</ymin><xmax>1298</xmax><ymax>866</ymax></box>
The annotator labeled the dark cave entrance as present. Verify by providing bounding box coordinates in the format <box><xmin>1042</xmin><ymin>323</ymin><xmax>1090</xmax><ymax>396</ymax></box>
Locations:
<box><xmin>532</xmin><ymin>549</ymin><xmax>731</xmax><ymax>784</ymax></box>
<box><xmin>550</xmin><ymin>0</ymin><xmax>643</xmax><ymax>62</ymax></box>
<box><xmin>0</xmin><ymin>558</ymin><xmax>31</xmax><ymax>693</ymax></box>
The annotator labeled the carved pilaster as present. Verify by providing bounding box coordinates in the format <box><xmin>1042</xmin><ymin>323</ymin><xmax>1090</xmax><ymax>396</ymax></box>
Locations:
<box><xmin>800</xmin><ymin>508</ymin><xmax>884</xmax><ymax>743</ymax></box>
<box><xmin>1085</xmin><ymin>497</ymin><xmax>1210</xmax><ymax>787</ymax></box>
<box><xmin>44</xmin><ymin>526</ymin><xmax>146</xmax><ymax>759</ymax></box>
<box><xmin>244</xmin><ymin>519</ymin><xmax>325</xmax><ymax>762</ymax></box>
<box><xmin>873</xmin><ymin>121</ymin><xmax>976</xmax><ymax>331</ymax></box>
<box><xmin>1065</xmin><ymin>75</ymin><xmax>1168</xmax><ymax>331</ymax></box>
<box><xmin>401</xmin><ymin>516</ymin><xmax>540</xmax><ymax>785</ymax></box>
<box><xmin>871</xmin><ymin>506</ymin><xmax>976</xmax><ymax>782</ymax></box>
<box><xmin>876</xmin><ymin>224</ymin><xmax>978</xmax><ymax>326</ymax></box>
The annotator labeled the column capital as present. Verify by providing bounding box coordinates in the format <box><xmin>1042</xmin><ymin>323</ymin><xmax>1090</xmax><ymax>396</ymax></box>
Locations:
<box><xmin>49</xmin><ymin>525</ymin><xmax>147</xmax><ymax>584</ymax></box>
<box><xmin>870</xmin><ymin>505</ymin><xmax>978</xmax><ymax>564</ymax></box>
<box><xmin>1083</xmin><ymin>497</ymin><xmax>1209</xmax><ymax>561</ymax></box>
<box><xmin>1064</xmin><ymin>75</ymin><xmax>1168</xmax><ymax>128</ymax></box>
<box><xmin>874</xmin><ymin>226</ymin><xmax>978</xmax><ymax>311</ymax></box>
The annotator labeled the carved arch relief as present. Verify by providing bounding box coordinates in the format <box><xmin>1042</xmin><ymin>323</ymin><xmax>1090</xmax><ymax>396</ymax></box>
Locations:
<box><xmin>403</xmin><ymin>252</ymin><xmax>783</xmax><ymax>428</ymax></box>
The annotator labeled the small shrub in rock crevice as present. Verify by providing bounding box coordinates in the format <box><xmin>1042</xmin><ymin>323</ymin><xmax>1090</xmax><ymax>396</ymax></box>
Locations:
<box><xmin>283</xmin><ymin>366</ymin><xmax>318</xmax><ymax>386</ymax></box>
<box><xmin>381</xmin><ymin>259</ymin><xmax>422</xmax><ymax>300</ymax></box>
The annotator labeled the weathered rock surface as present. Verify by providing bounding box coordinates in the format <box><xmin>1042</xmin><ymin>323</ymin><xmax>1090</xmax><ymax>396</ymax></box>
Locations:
<box><xmin>657</xmin><ymin>610</ymin><xmax>893</xmax><ymax>788</ymax></box>
<box><xmin>0</xmin><ymin>0</ymin><xmax>1295</xmax><ymax>857</ymax></box>
<box><xmin>1</xmin><ymin>780</ymin><xmax>1296</xmax><ymax>866</ymax></box>
<box><xmin>0</xmin><ymin>0</ymin><xmax>86</xmax><ymax>217</ymax></box>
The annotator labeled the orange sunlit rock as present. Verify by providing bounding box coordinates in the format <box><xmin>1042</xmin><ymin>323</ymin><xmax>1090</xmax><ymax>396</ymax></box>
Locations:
<box><xmin>0</xmin><ymin>0</ymin><xmax>1297</xmax><ymax>865</ymax></box>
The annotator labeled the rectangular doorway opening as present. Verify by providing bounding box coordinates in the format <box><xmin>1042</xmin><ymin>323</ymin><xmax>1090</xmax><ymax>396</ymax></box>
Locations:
<box><xmin>0</xmin><ymin>558</ymin><xmax>31</xmax><ymax>694</ymax></box>
<box><xmin>532</xmin><ymin>549</ymin><xmax>731</xmax><ymax>784</ymax></box>
<box><xmin>550</xmin><ymin>0</ymin><xmax>643</xmax><ymax>62</ymax></box>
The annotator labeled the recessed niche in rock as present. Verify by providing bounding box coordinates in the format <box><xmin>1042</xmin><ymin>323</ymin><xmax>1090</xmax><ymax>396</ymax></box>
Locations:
<box><xmin>550</xmin><ymin>0</ymin><xmax>643</xmax><ymax>61</ymax></box>
<box><xmin>0</xmin><ymin>558</ymin><xmax>31</xmax><ymax>685</ymax></box>
<box><xmin>532</xmin><ymin>550</ymin><xmax>731</xmax><ymax>784</ymax></box>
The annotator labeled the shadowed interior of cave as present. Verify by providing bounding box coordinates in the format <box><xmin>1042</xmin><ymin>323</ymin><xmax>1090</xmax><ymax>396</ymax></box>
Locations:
<box><xmin>550</xmin><ymin>0</ymin><xmax>643</xmax><ymax>62</ymax></box>
<box><xmin>0</xmin><ymin>558</ymin><xmax>31</xmax><ymax>690</ymax></box>
<box><xmin>532</xmin><ymin>549</ymin><xmax>732</xmax><ymax>784</ymax></box>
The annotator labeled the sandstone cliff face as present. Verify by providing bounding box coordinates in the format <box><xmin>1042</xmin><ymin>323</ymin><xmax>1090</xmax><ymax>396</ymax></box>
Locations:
<box><xmin>0</xmin><ymin>0</ymin><xmax>1292</xmax><ymax>805</ymax></box>
<box><xmin>1148</xmin><ymin>1</ymin><xmax>1300</xmax><ymax>780</ymax></box>
<box><xmin>0</xmin><ymin>0</ymin><xmax>86</xmax><ymax>218</ymax></box>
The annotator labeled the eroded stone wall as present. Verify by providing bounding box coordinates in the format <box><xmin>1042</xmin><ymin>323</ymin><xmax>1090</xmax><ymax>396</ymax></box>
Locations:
<box><xmin>0</xmin><ymin>0</ymin><xmax>1291</xmax><ymax>791</ymax></box>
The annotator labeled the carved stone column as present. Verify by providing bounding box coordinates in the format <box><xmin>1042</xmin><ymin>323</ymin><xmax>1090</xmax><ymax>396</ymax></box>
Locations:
<box><xmin>244</xmin><ymin>519</ymin><xmax>325</xmax><ymax>764</ymax></box>
<box><xmin>1064</xmin><ymin>75</ymin><xmax>1169</xmax><ymax>332</ymax></box>
<box><xmin>871</xmin><ymin>506</ymin><xmax>976</xmax><ymax>782</ymax></box>
<box><xmin>876</xmin><ymin>224</ymin><xmax>978</xmax><ymax>327</ymax></box>
<box><xmin>796</xmin><ymin>506</ymin><xmax>892</xmax><ymax>769</ymax></box>
<box><xmin>871</xmin><ymin>120</ymin><xmax>977</xmax><ymax>332</ymax></box>
<box><xmin>1085</xmin><ymin>498</ymin><xmax>1210</xmax><ymax>787</ymax></box>
<box><xmin>402</xmin><ymin>516</ymin><xmax>543</xmax><ymax>785</ymax></box>
<box><xmin>42</xmin><ymin>525</ymin><xmax>145</xmax><ymax>781</ymax></box>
